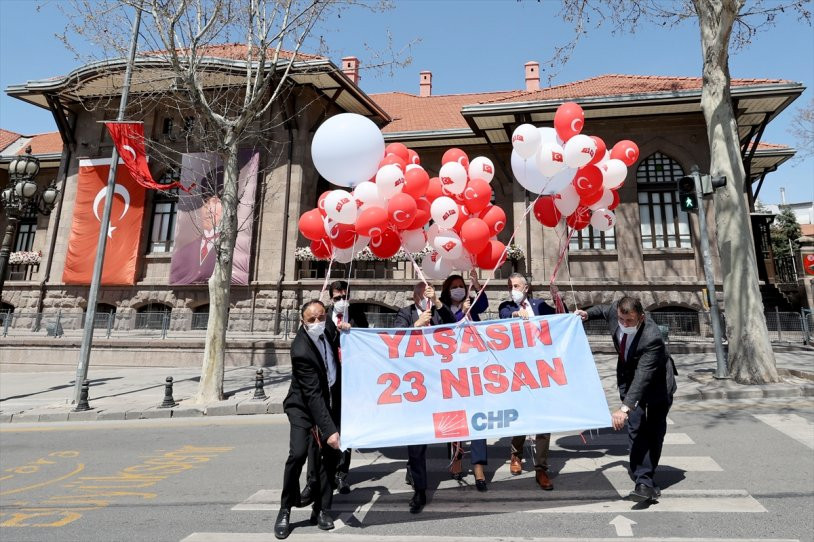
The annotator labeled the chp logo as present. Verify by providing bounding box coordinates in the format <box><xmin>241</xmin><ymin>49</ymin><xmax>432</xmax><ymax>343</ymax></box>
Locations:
<box><xmin>432</xmin><ymin>410</ymin><xmax>469</xmax><ymax>439</ymax></box>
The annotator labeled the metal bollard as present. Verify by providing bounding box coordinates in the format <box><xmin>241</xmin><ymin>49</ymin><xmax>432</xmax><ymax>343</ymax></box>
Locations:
<box><xmin>159</xmin><ymin>376</ymin><xmax>178</xmax><ymax>408</ymax></box>
<box><xmin>252</xmin><ymin>369</ymin><xmax>268</xmax><ymax>400</ymax></box>
<box><xmin>73</xmin><ymin>380</ymin><xmax>91</xmax><ymax>412</ymax></box>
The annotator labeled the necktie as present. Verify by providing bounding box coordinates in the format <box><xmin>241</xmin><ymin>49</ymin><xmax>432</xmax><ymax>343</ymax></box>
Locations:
<box><xmin>618</xmin><ymin>332</ymin><xmax>628</xmax><ymax>364</ymax></box>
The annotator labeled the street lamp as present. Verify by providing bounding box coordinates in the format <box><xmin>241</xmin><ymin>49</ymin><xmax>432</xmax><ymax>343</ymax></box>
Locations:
<box><xmin>0</xmin><ymin>146</ymin><xmax>60</xmax><ymax>298</ymax></box>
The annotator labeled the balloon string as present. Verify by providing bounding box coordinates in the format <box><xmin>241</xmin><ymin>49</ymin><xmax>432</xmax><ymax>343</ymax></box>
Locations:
<box><xmin>320</xmin><ymin>251</ymin><xmax>336</xmax><ymax>298</ymax></box>
<box><xmin>401</xmin><ymin>242</ymin><xmax>430</xmax><ymax>288</ymax></box>
<box><xmin>344</xmin><ymin>235</ymin><xmax>361</xmax><ymax>298</ymax></box>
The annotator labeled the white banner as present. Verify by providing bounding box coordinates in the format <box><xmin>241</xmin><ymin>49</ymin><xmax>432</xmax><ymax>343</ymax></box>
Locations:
<box><xmin>340</xmin><ymin>314</ymin><xmax>611</xmax><ymax>449</ymax></box>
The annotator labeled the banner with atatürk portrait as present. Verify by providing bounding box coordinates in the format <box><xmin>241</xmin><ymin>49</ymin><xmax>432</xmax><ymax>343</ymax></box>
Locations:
<box><xmin>169</xmin><ymin>150</ymin><xmax>259</xmax><ymax>285</ymax></box>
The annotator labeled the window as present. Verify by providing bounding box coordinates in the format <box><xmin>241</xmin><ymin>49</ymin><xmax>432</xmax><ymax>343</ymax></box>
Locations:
<box><xmin>570</xmin><ymin>225</ymin><xmax>616</xmax><ymax>250</ymax></box>
<box><xmin>89</xmin><ymin>303</ymin><xmax>117</xmax><ymax>329</ymax></box>
<box><xmin>192</xmin><ymin>305</ymin><xmax>209</xmax><ymax>330</ymax></box>
<box><xmin>0</xmin><ymin>302</ymin><xmax>13</xmax><ymax>329</ymax></box>
<box><xmin>637</xmin><ymin>152</ymin><xmax>691</xmax><ymax>249</ymax></box>
<box><xmin>13</xmin><ymin>210</ymin><xmax>37</xmax><ymax>252</ymax></box>
<box><xmin>135</xmin><ymin>303</ymin><xmax>171</xmax><ymax>330</ymax></box>
<box><xmin>147</xmin><ymin>170</ymin><xmax>179</xmax><ymax>253</ymax></box>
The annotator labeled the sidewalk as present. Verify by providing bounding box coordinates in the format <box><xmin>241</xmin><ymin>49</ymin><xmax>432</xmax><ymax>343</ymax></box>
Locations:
<box><xmin>1</xmin><ymin>352</ymin><xmax>813</xmax><ymax>423</ymax></box>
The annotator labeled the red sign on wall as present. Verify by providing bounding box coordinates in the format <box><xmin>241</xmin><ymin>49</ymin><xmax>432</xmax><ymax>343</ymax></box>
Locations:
<box><xmin>803</xmin><ymin>254</ymin><xmax>814</xmax><ymax>276</ymax></box>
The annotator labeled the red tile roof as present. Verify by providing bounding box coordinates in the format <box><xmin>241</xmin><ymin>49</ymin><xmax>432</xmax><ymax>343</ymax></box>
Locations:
<box><xmin>372</xmin><ymin>74</ymin><xmax>795</xmax><ymax>133</ymax></box>
<box><xmin>145</xmin><ymin>43</ymin><xmax>325</xmax><ymax>62</ymax></box>
<box><xmin>0</xmin><ymin>129</ymin><xmax>22</xmax><ymax>152</ymax></box>
<box><xmin>754</xmin><ymin>142</ymin><xmax>791</xmax><ymax>151</ymax></box>
<box><xmin>24</xmin><ymin>132</ymin><xmax>63</xmax><ymax>155</ymax></box>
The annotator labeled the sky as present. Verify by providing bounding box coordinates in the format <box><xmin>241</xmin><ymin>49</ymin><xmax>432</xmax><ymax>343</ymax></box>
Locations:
<box><xmin>1</xmin><ymin>0</ymin><xmax>812</xmax><ymax>204</ymax></box>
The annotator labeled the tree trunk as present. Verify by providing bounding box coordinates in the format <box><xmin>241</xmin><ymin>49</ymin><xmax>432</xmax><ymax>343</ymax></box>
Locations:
<box><xmin>694</xmin><ymin>0</ymin><xmax>779</xmax><ymax>383</ymax></box>
<box><xmin>196</xmin><ymin>140</ymin><xmax>240</xmax><ymax>402</ymax></box>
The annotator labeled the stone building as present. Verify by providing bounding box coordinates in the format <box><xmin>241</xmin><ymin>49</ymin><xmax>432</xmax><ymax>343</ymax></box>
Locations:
<box><xmin>0</xmin><ymin>50</ymin><xmax>804</xmax><ymax>368</ymax></box>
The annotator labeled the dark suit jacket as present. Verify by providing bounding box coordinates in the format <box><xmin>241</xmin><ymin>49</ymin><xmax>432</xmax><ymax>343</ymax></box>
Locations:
<box><xmin>283</xmin><ymin>326</ymin><xmax>338</xmax><ymax>438</ymax></box>
<box><xmin>393</xmin><ymin>303</ymin><xmax>456</xmax><ymax>328</ymax></box>
<box><xmin>586</xmin><ymin>302</ymin><xmax>677</xmax><ymax>408</ymax></box>
<box><xmin>498</xmin><ymin>296</ymin><xmax>556</xmax><ymax>319</ymax></box>
<box><xmin>169</xmin><ymin>237</ymin><xmax>216</xmax><ymax>285</ymax></box>
<box><xmin>324</xmin><ymin>304</ymin><xmax>369</xmax><ymax>348</ymax></box>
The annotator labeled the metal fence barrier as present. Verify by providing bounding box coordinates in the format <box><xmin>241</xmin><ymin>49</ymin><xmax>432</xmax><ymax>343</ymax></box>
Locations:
<box><xmin>1</xmin><ymin>309</ymin><xmax>812</xmax><ymax>345</ymax></box>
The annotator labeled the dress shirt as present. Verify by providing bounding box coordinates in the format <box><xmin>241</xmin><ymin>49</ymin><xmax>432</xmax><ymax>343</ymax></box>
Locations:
<box><xmin>309</xmin><ymin>333</ymin><xmax>336</xmax><ymax>387</ymax></box>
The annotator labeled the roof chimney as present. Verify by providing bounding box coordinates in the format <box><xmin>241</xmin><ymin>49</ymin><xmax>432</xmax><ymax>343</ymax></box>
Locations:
<box><xmin>342</xmin><ymin>56</ymin><xmax>360</xmax><ymax>84</ymax></box>
<box><xmin>525</xmin><ymin>61</ymin><xmax>540</xmax><ymax>92</ymax></box>
<box><xmin>419</xmin><ymin>71</ymin><xmax>432</xmax><ymax>97</ymax></box>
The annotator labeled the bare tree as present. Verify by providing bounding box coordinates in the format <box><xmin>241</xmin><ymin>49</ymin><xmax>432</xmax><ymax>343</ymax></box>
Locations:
<box><xmin>789</xmin><ymin>97</ymin><xmax>814</xmax><ymax>161</ymax></box>
<box><xmin>549</xmin><ymin>0</ymin><xmax>811</xmax><ymax>383</ymax></box>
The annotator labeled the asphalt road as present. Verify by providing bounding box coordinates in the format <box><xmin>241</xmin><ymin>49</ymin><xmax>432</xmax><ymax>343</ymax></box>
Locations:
<box><xmin>1</xmin><ymin>398</ymin><xmax>813</xmax><ymax>542</ymax></box>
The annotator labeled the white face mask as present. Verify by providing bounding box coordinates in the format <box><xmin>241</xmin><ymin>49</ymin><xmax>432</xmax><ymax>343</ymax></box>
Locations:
<box><xmin>618</xmin><ymin>322</ymin><xmax>639</xmax><ymax>335</ymax></box>
<box><xmin>333</xmin><ymin>299</ymin><xmax>348</xmax><ymax>315</ymax></box>
<box><xmin>450</xmin><ymin>287</ymin><xmax>467</xmax><ymax>302</ymax></box>
<box><xmin>511</xmin><ymin>289</ymin><xmax>526</xmax><ymax>304</ymax></box>
<box><xmin>304</xmin><ymin>321</ymin><xmax>325</xmax><ymax>338</ymax></box>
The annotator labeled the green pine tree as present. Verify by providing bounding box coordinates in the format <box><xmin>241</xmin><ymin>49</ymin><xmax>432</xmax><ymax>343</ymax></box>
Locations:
<box><xmin>771</xmin><ymin>206</ymin><xmax>802</xmax><ymax>259</ymax></box>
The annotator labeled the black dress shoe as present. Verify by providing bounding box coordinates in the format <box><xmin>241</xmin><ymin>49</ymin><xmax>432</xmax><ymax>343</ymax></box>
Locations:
<box><xmin>298</xmin><ymin>484</ymin><xmax>314</xmax><ymax>508</ymax></box>
<box><xmin>336</xmin><ymin>473</ymin><xmax>350</xmax><ymax>495</ymax></box>
<box><xmin>310</xmin><ymin>509</ymin><xmax>334</xmax><ymax>530</ymax></box>
<box><xmin>409</xmin><ymin>489</ymin><xmax>426</xmax><ymax>514</ymax></box>
<box><xmin>629</xmin><ymin>483</ymin><xmax>658</xmax><ymax>502</ymax></box>
<box><xmin>475</xmin><ymin>479</ymin><xmax>488</xmax><ymax>492</ymax></box>
<box><xmin>274</xmin><ymin>508</ymin><xmax>291</xmax><ymax>539</ymax></box>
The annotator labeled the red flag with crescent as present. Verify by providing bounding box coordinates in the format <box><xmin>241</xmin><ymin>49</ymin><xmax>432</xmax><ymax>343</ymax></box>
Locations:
<box><xmin>105</xmin><ymin>121</ymin><xmax>191</xmax><ymax>191</ymax></box>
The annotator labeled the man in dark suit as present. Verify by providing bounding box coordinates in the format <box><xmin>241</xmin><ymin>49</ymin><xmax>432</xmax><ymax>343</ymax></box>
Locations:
<box><xmin>275</xmin><ymin>300</ymin><xmax>341</xmax><ymax>539</ymax></box>
<box><xmin>300</xmin><ymin>280</ymin><xmax>369</xmax><ymax>503</ymax></box>
<box><xmin>394</xmin><ymin>282</ymin><xmax>456</xmax><ymax>513</ymax></box>
<box><xmin>577</xmin><ymin>296</ymin><xmax>677</xmax><ymax>503</ymax></box>
<box><xmin>498</xmin><ymin>272</ymin><xmax>556</xmax><ymax>491</ymax></box>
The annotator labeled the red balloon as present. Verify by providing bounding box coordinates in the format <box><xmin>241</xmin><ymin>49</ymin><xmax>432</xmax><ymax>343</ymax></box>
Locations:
<box><xmin>554</xmin><ymin>101</ymin><xmax>584</xmax><ymax>142</ymax></box>
<box><xmin>388</xmin><ymin>193</ymin><xmax>418</xmax><ymax>229</ymax></box>
<box><xmin>463</xmin><ymin>178</ymin><xmax>492</xmax><ymax>214</ymax></box>
<box><xmin>608</xmin><ymin>190</ymin><xmax>620</xmax><ymax>211</ymax></box>
<box><xmin>572</xmin><ymin>165</ymin><xmax>604</xmax><ymax>197</ymax></box>
<box><xmin>441</xmin><ymin>148</ymin><xmax>470</xmax><ymax>170</ymax></box>
<box><xmin>610</xmin><ymin>140</ymin><xmax>639</xmax><ymax>166</ymax></box>
<box><xmin>407</xmin><ymin>197</ymin><xmax>431</xmax><ymax>229</ymax></box>
<box><xmin>566</xmin><ymin>206</ymin><xmax>591</xmax><ymax>230</ymax></box>
<box><xmin>580</xmin><ymin>187</ymin><xmax>604</xmax><ymax>207</ymax></box>
<box><xmin>310</xmin><ymin>238</ymin><xmax>332</xmax><ymax>260</ymax></box>
<box><xmin>480</xmin><ymin>205</ymin><xmax>507</xmax><ymax>237</ymax></box>
<box><xmin>385</xmin><ymin>142</ymin><xmax>410</xmax><ymax>163</ymax></box>
<box><xmin>453</xmin><ymin>204</ymin><xmax>470</xmax><ymax>232</ymax></box>
<box><xmin>426</xmin><ymin>177</ymin><xmax>444</xmax><ymax>201</ymax></box>
<box><xmin>379</xmin><ymin>154</ymin><xmax>407</xmax><ymax>171</ymax></box>
<box><xmin>460</xmin><ymin>217</ymin><xmax>491</xmax><ymax>255</ymax></box>
<box><xmin>355</xmin><ymin>206</ymin><xmax>389</xmax><ymax>238</ymax></box>
<box><xmin>298</xmin><ymin>209</ymin><xmax>326</xmax><ymax>241</ymax></box>
<box><xmin>329</xmin><ymin>223</ymin><xmax>357</xmax><ymax>249</ymax></box>
<box><xmin>317</xmin><ymin>191</ymin><xmax>331</xmax><ymax>217</ymax></box>
<box><xmin>369</xmin><ymin>228</ymin><xmax>401</xmax><ymax>259</ymax></box>
<box><xmin>403</xmin><ymin>167</ymin><xmax>430</xmax><ymax>199</ymax></box>
<box><xmin>533</xmin><ymin>195</ymin><xmax>562</xmax><ymax>228</ymax></box>
<box><xmin>476</xmin><ymin>240</ymin><xmax>507</xmax><ymax>270</ymax></box>
<box><xmin>588</xmin><ymin>136</ymin><xmax>607</xmax><ymax>166</ymax></box>
<box><xmin>407</xmin><ymin>149</ymin><xmax>421</xmax><ymax>165</ymax></box>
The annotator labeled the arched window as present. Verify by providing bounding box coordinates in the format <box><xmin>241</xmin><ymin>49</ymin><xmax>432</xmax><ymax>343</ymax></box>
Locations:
<box><xmin>89</xmin><ymin>303</ymin><xmax>117</xmax><ymax>329</ymax></box>
<box><xmin>192</xmin><ymin>304</ymin><xmax>209</xmax><ymax>330</ymax></box>
<box><xmin>135</xmin><ymin>303</ymin><xmax>171</xmax><ymax>330</ymax></box>
<box><xmin>147</xmin><ymin>169</ymin><xmax>179</xmax><ymax>253</ymax></box>
<box><xmin>0</xmin><ymin>302</ymin><xmax>14</xmax><ymax>329</ymax></box>
<box><xmin>637</xmin><ymin>152</ymin><xmax>692</xmax><ymax>248</ymax></box>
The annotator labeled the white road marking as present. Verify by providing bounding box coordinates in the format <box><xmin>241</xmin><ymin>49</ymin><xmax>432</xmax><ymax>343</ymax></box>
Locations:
<box><xmin>753</xmin><ymin>414</ymin><xmax>814</xmax><ymax>450</ymax></box>
<box><xmin>182</xmin><ymin>535</ymin><xmax>796</xmax><ymax>542</ymax></box>
<box><xmin>559</xmin><ymin>455</ymin><xmax>722</xmax><ymax>474</ymax></box>
<box><xmin>609</xmin><ymin>514</ymin><xmax>636</xmax><ymax>536</ymax></box>
<box><xmin>569</xmin><ymin>433</ymin><xmax>694</xmax><ymax>446</ymax></box>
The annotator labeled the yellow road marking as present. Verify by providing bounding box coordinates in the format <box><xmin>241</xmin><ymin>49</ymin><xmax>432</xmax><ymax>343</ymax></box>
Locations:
<box><xmin>0</xmin><ymin>464</ymin><xmax>85</xmax><ymax>497</ymax></box>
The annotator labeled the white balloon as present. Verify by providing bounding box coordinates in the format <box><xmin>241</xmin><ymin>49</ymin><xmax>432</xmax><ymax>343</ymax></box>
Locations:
<box><xmin>311</xmin><ymin>113</ymin><xmax>384</xmax><ymax>188</ymax></box>
<box><xmin>600</xmin><ymin>159</ymin><xmax>628</xmax><ymax>190</ymax></box>
<box><xmin>401</xmin><ymin>229</ymin><xmax>427</xmax><ymax>253</ymax></box>
<box><xmin>323</xmin><ymin>216</ymin><xmax>338</xmax><ymax>239</ymax></box>
<box><xmin>439</xmin><ymin>161</ymin><xmax>468</xmax><ymax>195</ymax></box>
<box><xmin>422</xmin><ymin>250</ymin><xmax>453</xmax><ymax>280</ymax></box>
<box><xmin>554</xmin><ymin>184</ymin><xmax>580</xmax><ymax>216</ymax></box>
<box><xmin>546</xmin><ymin>166</ymin><xmax>578</xmax><ymax>194</ymax></box>
<box><xmin>354</xmin><ymin>235</ymin><xmax>371</xmax><ymax>251</ymax></box>
<box><xmin>430</xmin><ymin>196</ymin><xmax>459</xmax><ymax>230</ymax></box>
<box><xmin>512</xmin><ymin>124</ymin><xmax>541</xmax><ymax>159</ymax></box>
<box><xmin>426</xmin><ymin>223</ymin><xmax>442</xmax><ymax>247</ymax></box>
<box><xmin>324</xmin><ymin>189</ymin><xmax>357</xmax><ymax>224</ymax></box>
<box><xmin>563</xmin><ymin>134</ymin><xmax>597</xmax><ymax>168</ymax></box>
<box><xmin>588</xmin><ymin>188</ymin><xmax>614</xmax><ymax>211</ymax></box>
<box><xmin>537</xmin><ymin>126</ymin><xmax>563</xmax><ymax>146</ymax></box>
<box><xmin>333</xmin><ymin>245</ymin><xmax>355</xmax><ymax>264</ymax></box>
<box><xmin>468</xmin><ymin>156</ymin><xmax>495</xmax><ymax>183</ymax></box>
<box><xmin>451</xmin><ymin>254</ymin><xmax>474</xmax><ymax>272</ymax></box>
<box><xmin>405</xmin><ymin>163</ymin><xmax>423</xmax><ymax>172</ymax></box>
<box><xmin>590</xmin><ymin>209</ymin><xmax>616</xmax><ymax>231</ymax></box>
<box><xmin>512</xmin><ymin>149</ymin><xmax>576</xmax><ymax>195</ymax></box>
<box><xmin>535</xmin><ymin>141</ymin><xmax>566</xmax><ymax>177</ymax></box>
<box><xmin>353</xmin><ymin>181</ymin><xmax>384</xmax><ymax>211</ymax></box>
<box><xmin>376</xmin><ymin>164</ymin><xmax>406</xmax><ymax>198</ymax></box>
<box><xmin>433</xmin><ymin>230</ymin><xmax>463</xmax><ymax>260</ymax></box>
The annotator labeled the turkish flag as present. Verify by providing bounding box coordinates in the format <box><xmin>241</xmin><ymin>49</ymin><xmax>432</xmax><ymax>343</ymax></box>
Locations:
<box><xmin>105</xmin><ymin>122</ymin><xmax>190</xmax><ymax>191</ymax></box>
<box><xmin>62</xmin><ymin>159</ymin><xmax>146</xmax><ymax>285</ymax></box>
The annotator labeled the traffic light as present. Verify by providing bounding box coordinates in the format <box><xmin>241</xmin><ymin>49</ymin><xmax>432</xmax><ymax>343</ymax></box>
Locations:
<box><xmin>701</xmin><ymin>174</ymin><xmax>727</xmax><ymax>195</ymax></box>
<box><xmin>677</xmin><ymin>176</ymin><xmax>698</xmax><ymax>213</ymax></box>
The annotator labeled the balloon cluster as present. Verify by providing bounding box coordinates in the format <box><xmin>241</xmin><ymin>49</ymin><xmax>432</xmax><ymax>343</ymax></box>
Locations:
<box><xmin>300</xmin><ymin>113</ymin><xmax>509</xmax><ymax>279</ymax></box>
<box><xmin>510</xmin><ymin>102</ymin><xmax>639</xmax><ymax>232</ymax></box>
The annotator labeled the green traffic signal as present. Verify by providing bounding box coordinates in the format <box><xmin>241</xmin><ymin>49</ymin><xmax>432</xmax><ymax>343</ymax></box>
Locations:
<box><xmin>677</xmin><ymin>176</ymin><xmax>698</xmax><ymax>213</ymax></box>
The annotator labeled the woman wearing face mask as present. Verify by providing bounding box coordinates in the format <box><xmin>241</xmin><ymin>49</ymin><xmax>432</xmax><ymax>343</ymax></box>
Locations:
<box><xmin>439</xmin><ymin>269</ymin><xmax>490</xmax><ymax>491</ymax></box>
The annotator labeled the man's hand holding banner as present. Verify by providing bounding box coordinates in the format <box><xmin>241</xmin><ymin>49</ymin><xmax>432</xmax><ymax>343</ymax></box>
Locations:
<box><xmin>340</xmin><ymin>314</ymin><xmax>611</xmax><ymax>449</ymax></box>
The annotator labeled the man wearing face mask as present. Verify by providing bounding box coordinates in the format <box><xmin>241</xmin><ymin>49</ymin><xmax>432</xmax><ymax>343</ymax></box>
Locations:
<box><xmin>275</xmin><ymin>300</ymin><xmax>341</xmax><ymax>539</ymax></box>
<box><xmin>576</xmin><ymin>296</ymin><xmax>677</xmax><ymax>503</ymax></box>
<box><xmin>498</xmin><ymin>273</ymin><xmax>557</xmax><ymax>491</ymax></box>
<box><xmin>394</xmin><ymin>282</ymin><xmax>456</xmax><ymax>513</ymax></box>
<box><xmin>300</xmin><ymin>281</ymin><xmax>368</xmax><ymax>504</ymax></box>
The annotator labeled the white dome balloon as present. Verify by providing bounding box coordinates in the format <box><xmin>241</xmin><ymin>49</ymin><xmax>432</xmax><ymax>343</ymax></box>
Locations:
<box><xmin>311</xmin><ymin>113</ymin><xmax>384</xmax><ymax>188</ymax></box>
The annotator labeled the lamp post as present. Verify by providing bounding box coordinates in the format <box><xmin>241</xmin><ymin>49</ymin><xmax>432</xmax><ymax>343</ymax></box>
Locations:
<box><xmin>0</xmin><ymin>146</ymin><xmax>60</xmax><ymax>299</ymax></box>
